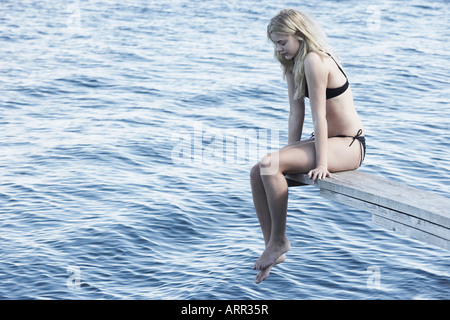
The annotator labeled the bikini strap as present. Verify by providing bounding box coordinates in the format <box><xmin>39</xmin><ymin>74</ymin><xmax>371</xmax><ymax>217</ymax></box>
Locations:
<box><xmin>327</xmin><ymin>53</ymin><xmax>347</xmax><ymax>78</ymax></box>
<box><xmin>348</xmin><ymin>129</ymin><xmax>363</xmax><ymax>147</ymax></box>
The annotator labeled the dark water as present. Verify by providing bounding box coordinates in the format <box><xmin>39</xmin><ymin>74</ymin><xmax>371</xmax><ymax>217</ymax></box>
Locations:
<box><xmin>0</xmin><ymin>0</ymin><xmax>449</xmax><ymax>299</ymax></box>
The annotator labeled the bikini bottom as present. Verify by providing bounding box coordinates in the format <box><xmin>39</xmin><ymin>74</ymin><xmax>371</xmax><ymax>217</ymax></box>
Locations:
<box><xmin>310</xmin><ymin>129</ymin><xmax>366</xmax><ymax>167</ymax></box>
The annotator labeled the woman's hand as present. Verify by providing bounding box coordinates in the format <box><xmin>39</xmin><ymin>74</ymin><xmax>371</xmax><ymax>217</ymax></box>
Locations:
<box><xmin>308</xmin><ymin>166</ymin><xmax>332</xmax><ymax>183</ymax></box>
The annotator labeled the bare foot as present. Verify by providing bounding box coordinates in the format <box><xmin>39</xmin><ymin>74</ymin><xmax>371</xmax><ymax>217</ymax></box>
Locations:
<box><xmin>255</xmin><ymin>254</ymin><xmax>286</xmax><ymax>284</ymax></box>
<box><xmin>253</xmin><ymin>238</ymin><xmax>290</xmax><ymax>270</ymax></box>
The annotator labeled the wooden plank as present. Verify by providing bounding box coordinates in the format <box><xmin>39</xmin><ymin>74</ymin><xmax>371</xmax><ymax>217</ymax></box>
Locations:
<box><xmin>286</xmin><ymin>171</ymin><xmax>450</xmax><ymax>250</ymax></box>
<box><xmin>372</xmin><ymin>214</ymin><xmax>450</xmax><ymax>251</ymax></box>
<box><xmin>320</xmin><ymin>189</ymin><xmax>450</xmax><ymax>241</ymax></box>
<box><xmin>286</xmin><ymin>171</ymin><xmax>450</xmax><ymax>228</ymax></box>
<box><xmin>286</xmin><ymin>176</ymin><xmax>308</xmax><ymax>187</ymax></box>
<box><xmin>286</xmin><ymin>173</ymin><xmax>314</xmax><ymax>186</ymax></box>
<box><xmin>318</xmin><ymin>171</ymin><xmax>450</xmax><ymax>226</ymax></box>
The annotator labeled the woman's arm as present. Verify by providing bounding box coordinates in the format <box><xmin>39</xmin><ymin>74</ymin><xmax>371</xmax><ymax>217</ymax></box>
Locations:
<box><xmin>286</xmin><ymin>66</ymin><xmax>305</xmax><ymax>144</ymax></box>
<box><xmin>304</xmin><ymin>52</ymin><xmax>332</xmax><ymax>181</ymax></box>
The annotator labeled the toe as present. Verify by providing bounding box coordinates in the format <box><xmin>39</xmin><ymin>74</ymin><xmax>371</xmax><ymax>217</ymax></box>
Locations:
<box><xmin>255</xmin><ymin>270</ymin><xmax>269</xmax><ymax>284</ymax></box>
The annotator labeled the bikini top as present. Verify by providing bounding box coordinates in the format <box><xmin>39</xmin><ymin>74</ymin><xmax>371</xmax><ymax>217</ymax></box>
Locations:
<box><xmin>304</xmin><ymin>53</ymin><xmax>349</xmax><ymax>100</ymax></box>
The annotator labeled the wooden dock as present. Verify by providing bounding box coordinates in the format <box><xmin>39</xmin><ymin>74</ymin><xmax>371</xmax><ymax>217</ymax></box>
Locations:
<box><xmin>285</xmin><ymin>170</ymin><xmax>450</xmax><ymax>251</ymax></box>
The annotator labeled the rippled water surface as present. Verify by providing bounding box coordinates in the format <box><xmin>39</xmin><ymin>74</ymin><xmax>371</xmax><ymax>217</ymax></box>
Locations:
<box><xmin>0</xmin><ymin>0</ymin><xmax>449</xmax><ymax>299</ymax></box>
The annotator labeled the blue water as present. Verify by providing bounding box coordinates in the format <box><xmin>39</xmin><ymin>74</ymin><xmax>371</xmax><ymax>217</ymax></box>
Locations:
<box><xmin>1</xmin><ymin>0</ymin><xmax>449</xmax><ymax>300</ymax></box>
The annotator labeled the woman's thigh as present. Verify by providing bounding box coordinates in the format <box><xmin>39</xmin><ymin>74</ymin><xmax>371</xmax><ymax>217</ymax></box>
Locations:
<box><xmin>271</xmin><ymin>137</ymin><xmax>362</xmax><ymax>175</ymax></box>
<box><xmin>327</xmin><ymin>137</ymin><xmax>362</xmax><ymax>172</ymax></box>
<box><xmin>273</xmin><ymin>140</ymin><xmax>317</xmax><ymax>175</ymax></box>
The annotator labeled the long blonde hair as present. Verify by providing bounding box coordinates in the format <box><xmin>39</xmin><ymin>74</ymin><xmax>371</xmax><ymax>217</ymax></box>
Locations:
<box><xmin>267</xmin><ymin>9</ymin><xmax>335</xmax><ymax>99</ymax></box>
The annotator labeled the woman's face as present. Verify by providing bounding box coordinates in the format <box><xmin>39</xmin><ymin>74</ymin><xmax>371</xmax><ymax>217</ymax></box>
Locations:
<box><xmin>271</xmin><ymin>33</ymin><xmax>300</xmax><ymax>60</ymax></box>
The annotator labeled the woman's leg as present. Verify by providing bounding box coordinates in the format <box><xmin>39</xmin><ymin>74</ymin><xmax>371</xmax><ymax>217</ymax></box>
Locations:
<box><xmin>250</xmin><ymin>163</ymin><xmax>288</xmax><ymax>284</ymax></box>
<box><xmin>250</xmin><ymin>164</ymin><xmax>272</xmax><ymax>246</ymax></box>
<box><xmin>251</xmin><ymin>136</ymin><xmax>362</xmax><ymax>272</ymax></box>
<box><xmin>252</xmin><ymin>140</ymin><xmax>316</xmax><ymax>271</ymax></box>
<box><xmin>250</xmin><ymin>140</ymin><xmax>315</xmax><ymax>245</ymax></box>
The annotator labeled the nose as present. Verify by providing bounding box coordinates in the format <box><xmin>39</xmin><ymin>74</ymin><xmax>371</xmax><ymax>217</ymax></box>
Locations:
<box><xmin>276</xmin><ymin>44</ymin><xmax>283</xmax><ymax>52</ymax></box>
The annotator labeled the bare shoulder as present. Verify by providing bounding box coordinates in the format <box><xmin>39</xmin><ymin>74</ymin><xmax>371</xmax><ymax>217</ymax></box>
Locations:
<box><xmin>304</xmin><ymin>52</ymin><xmax>327</xmax><ymax>75</ymax></box>
<box><xmin>304</xmin><ymin>52</ymin><xmax>325</xmax><ymax>65</ymax></box>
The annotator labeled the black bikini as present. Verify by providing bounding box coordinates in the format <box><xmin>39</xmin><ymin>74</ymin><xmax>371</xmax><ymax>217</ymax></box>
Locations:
<box><xmin>310</xmin><ymin>130</ymin><xmax>366</xmax><ymax>167</ymax></box>
<box><xmin>304</xmin><ymin>53</ymin><xmax>349</xmax><ymax>100</ymax></box>
<box><xmin>334</xmin><ymin>129</ymin><xmax>366</xmax><ymax>167</ymax></box>
<box><xmin>306</xmin><ymin>53</ymin><xmax>366</xmax><ymax>166</ymax></box>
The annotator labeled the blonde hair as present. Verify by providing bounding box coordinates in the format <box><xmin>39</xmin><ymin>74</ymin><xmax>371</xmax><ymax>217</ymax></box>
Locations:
<box><xmin>267</xmin><ymin>9</ymin><xmax>335</xmax><ymax>99</ymax></box>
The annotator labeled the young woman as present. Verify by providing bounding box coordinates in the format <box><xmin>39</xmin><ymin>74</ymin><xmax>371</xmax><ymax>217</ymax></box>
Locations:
<box><xmin>250</xmin><ymin>9</ymin><xmax>366</xmax><ymax>284</ymax></box>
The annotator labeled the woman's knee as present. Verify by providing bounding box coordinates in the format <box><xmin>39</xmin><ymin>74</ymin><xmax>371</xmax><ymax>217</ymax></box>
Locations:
<box><xmin>259</xmin><ymin>153</ymin><xmax>273</xmax><ymax>167</ymax></box>
<box><xmin>250</xmin><ymin>153</ymin><xmax>278</xmax><ymax>181</ymax></box>
<box><xmin>258</xmin><ymin>152</ymin><xmax>282</xmax><ymax>176</ymax></box>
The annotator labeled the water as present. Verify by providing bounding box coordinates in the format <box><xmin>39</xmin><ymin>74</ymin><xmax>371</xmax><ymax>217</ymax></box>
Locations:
<box><xmin>0</xmin><ymin>0</ymin><xmax>449</xmax><ymax>300</ymax></box>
